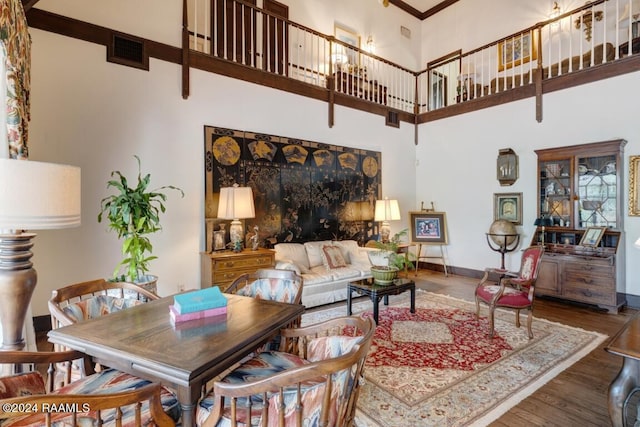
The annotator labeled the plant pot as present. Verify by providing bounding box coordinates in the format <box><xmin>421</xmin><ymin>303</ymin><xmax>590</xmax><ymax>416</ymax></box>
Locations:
<box><xmin>370</xmin><ymin>266</ymin><xmax>398</xmax><ymax>285</ymax></box>
<box><xmin>132</xmin><ymin>274</ymin><xmax>158</xmax><ymax>301</ymax></box>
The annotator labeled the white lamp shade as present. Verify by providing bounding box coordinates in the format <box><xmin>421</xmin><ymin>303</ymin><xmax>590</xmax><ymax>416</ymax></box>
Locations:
<box><xmin>217</xmin><ymin>185</ymin><xmax>255</xmax><ymax>220</ymax></box>
<box><xmin>374</xmin><ymin>199</ymin><xmax>401</xmax><ymax>222</ymax></box>
<box><xmin>0</xmin><ymin>159</ymin><xmax>81</xmax><ymax>230</ymax></box>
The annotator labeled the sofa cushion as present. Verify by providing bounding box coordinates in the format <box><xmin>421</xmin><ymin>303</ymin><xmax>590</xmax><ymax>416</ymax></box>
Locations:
<box><xmin>304</xmin><ymin>241</ymin><xmax>332</xmax><ymax>268</ymax></box>
<box><xmin>274</xmin><ymin>243</ymin><xmax>311</xmax><ymax>273</ymax></box>
<box><xmin>332</xmin><ymin>240</ymin><xmax>360</xmax><ymax>263</ymax></box>
<box><xmin>321</xmin><ymin>245</ymin><xmax>347</xmax><ymax>269</ymax></box>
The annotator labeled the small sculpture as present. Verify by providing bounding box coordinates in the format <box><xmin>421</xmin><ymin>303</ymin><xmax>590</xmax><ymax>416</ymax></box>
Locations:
<box><xmin>250</xmin><ymin>225</ymin><xmax>260</xmax><ymax>251</ymax></box>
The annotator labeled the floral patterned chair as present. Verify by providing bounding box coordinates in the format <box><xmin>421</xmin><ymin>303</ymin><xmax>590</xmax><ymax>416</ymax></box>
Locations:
<box><xmin>474</xmin><ymin>246</ymin><xmax>545</xmax><ymax>339</ymax></box>
<box><xmin>196</xmin><ymin>316</ymin><xmax>375</xmax><ymax>427</ymax></box>
<box><xmin>0</xmin><ymin>349</ymin><xmax>180</xmax><ymax>426</ymax></box>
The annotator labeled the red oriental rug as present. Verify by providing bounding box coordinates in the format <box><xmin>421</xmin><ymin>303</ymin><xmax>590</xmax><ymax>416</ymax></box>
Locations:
<box><xmin>301</xmin><ymin>290</ymin><xmax>607</xmax><ymax>427</ymax></box>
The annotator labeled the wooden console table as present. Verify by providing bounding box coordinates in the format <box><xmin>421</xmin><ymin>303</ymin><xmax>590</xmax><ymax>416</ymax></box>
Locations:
<box><xmin>200</xmin><ymin>248</ymin><xmax>275</xmax><ymax>289</ymax></box>
<box><xmin>330</xmin><ymin>71</ymin><xmax>387</xmax><ymax>105</ymax></box>
<box><xmin>605</xmin><ymin>312</ymin><xmax>640</xmax><ymax>427</ymax></box>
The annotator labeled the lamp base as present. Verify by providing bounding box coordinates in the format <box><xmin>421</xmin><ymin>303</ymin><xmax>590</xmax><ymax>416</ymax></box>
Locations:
<box><xmin>0</xmin><ymin>234</ymin><xmax>37</xmax><ymax>350</ymax></box>
<box><xmin>380</xmin><ymin>221</ymin><xmax>391</xmax><ymax>243</ymax></box>
<box><xmin>229</xmin><ymin>219</ymin><xmax>244</xmax><ymax>252</ymax></box>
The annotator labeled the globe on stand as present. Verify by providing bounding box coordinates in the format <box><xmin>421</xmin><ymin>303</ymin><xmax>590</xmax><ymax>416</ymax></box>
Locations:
<box><xmin>486</xmin><ymin>219</ymin><xmax>520</xmax><ymax>270</ymax></box>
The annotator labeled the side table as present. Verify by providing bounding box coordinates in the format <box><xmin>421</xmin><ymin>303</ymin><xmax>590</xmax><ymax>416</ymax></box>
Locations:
<box><xmin>605</xmin><ymin>312</ymin><xmax>640</xmax><ymax>427</ymax></box>
<box><xmin>347</xmin><ymin>277</ymin><xmax>415</xmax><ymax>324</ymax></box>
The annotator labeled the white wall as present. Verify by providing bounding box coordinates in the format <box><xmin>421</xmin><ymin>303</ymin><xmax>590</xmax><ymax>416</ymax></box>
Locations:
<box><xmin>417</xmin><ymin>73</ymin><xmax>640</xmax><ymax>292</ymax></box>
<box><xmin>27</xmin><ymin>29</ymin><xmax>416</xmax><ymax>316</ymax></box>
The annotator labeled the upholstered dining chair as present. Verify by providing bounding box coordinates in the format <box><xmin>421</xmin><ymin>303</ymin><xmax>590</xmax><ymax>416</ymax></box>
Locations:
<box><xmin>0</xmin><ymin>349</ymin><xmax>180</xmax><ymax>426</ymax></box>
<box><xmin>474</xmin><ymin>246</ymin><xmax>545</xmax><ymax>339</ymax></box>
<box><xmin>48</xmin><ymin>278</ymin><xmax>159</xmax><ymax>330</ymax></box>
<box><xmin>224</xmin><ymin>268</ymin><xmax>303</xmax><ymax>305</ymax></box>
<box><xmin>196</xmin><ymin>315</ymin><xmax>375</xmax><ymax>427</ymax></box>
<box><xmin>48</xmin><ymin>278</ymin><xmax>160</xmax><ymax>380</ymax></box>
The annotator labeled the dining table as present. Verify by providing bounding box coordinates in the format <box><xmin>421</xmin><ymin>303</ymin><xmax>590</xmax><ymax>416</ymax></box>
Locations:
<box><xmin>47</xmin><ymin>292</ymin><xmax>305</xmax><ymax>427</ymax></box>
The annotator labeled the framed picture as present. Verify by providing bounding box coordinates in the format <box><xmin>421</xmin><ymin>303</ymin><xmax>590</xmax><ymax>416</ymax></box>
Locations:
<box><xmin>579</xmin><ymin>226</ymin><xmax>606</xmax><ymax>247</ymax></box>
<box><xmin>430</xmin><ymin>71</ymin><xmax>447</xmax><ymax>109</ymax></box>
<box><xmin>498</xmin><ymin>31</ymin><xmax>538</xmax><ymax>71</ymax></box>
<box><xmin>409</xmin><ymin>211</ymin><xmax>448</xmax><ymax>245</ymax></box>
<box><xmin>494</xmin><ymin>192</ymin><xmax>522</xmax><ymax>225</ymax></box>
<box><xmin>213</xmin><ymin>225</ymin><xmax>227</xmax><ymax>251</ymax></box>
<box><xmin>629</xmin><ymin>155</ymin><xmax>640</xmax><ymax>216</ymax></box>
<box><xmin>334</xmin><ymin>23</ymin><xmax>360</xmax><ymax>65</ymax></box>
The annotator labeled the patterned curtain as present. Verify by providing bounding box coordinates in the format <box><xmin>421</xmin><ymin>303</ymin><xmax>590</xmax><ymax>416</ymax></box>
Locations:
<box><xmin>0</xmin><ymin>0</ymin><xmax>30</xmax><ymax>159</ymax></box>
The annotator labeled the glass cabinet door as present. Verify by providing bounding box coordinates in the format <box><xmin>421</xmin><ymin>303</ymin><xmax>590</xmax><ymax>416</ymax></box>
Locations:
<box><xmin>576</xmin><ymin>154</ymin><xmax>617</xmax><ymax>228</ymax></box>
<box><xmin>539</xmin><ymin>159</ymin><xmax>572</xmax><ymax>226</ymax></box>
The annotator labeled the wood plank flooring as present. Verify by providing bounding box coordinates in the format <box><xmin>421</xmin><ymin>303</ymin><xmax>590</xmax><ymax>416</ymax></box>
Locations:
<box><xmin>38</xmin><ymin>270</ymin><xmax>634</xmax><ymax>426</ymax></box>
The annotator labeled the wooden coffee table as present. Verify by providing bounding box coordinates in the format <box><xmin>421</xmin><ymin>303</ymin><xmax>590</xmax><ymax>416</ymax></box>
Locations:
<box><xmin>347</xmin><ymin>277</ymin><xmax>415</xmax><ymax>324</ymax></box>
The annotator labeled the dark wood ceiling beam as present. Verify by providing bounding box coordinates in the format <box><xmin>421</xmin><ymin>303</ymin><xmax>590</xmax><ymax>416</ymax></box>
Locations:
<box><xmin>21</xmin><ymin>0</ymin><xmax>40</xmax><ymax>13</ymax></box>
<box><xmin>388</xmin><ymin>0</ymin><xmax>422</xmax><ymax>19</ymax></box>
<box><xmin>421</xmin><ymin>0</ymin><xmax>460</xmax><ymax>20</ymax></box>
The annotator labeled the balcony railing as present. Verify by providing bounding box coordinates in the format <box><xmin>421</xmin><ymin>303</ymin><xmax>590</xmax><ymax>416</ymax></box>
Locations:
<box><xmin>188</xmin><ymin>0</ymin><xmax>640</xmax><ymax>116</ymax></box>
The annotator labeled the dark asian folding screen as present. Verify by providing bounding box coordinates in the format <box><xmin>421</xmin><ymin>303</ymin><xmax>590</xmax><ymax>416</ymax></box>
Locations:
<box><xmin>204</xmin><ymin>126</ymin><xmax>381</xmax><ymax>250</ymax></box>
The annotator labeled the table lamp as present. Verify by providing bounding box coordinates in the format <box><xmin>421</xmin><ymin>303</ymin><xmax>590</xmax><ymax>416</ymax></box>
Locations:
<box><xmin>217</xmin><ymin>184</ymin><xmax>255</xmax><ymax>252</ymax></box>
<box><xmin>374</xmin><ymin>198</ymin><xmax>400</xmax><ymax>243</ymax></box>
<box><xmin>0</xmin><ymin>159</ymin><xmax>81</xmax><ymax>350</ymax></box>
<box><xmin>534</xmin><ymin>215</ymin><xmax>553</xmax><ymax>246</ymax></box>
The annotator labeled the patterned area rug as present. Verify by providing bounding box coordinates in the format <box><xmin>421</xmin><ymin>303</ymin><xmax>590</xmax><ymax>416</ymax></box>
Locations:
<box><xmin>301</xmin><ymin>290</ymin><xmax>607</xmax><ymax>427</ymax></box>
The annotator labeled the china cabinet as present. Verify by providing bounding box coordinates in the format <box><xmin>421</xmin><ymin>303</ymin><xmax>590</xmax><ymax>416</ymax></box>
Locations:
<box><xmin>532</xmin><ymin>139</ymin><xmax>626</xmax><ymax>313</ymax></box>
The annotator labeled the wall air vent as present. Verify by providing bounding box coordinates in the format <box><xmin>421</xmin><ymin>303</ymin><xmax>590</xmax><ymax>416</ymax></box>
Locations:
<box><xmin>385</xmin><ymin>110</ymin><xmax>400</xmax><ymax>128</ymax></box>
<box><xmin>107</xmin><ymin>33</ymin><xmax>149</xmax><ymax>71</ymax></box>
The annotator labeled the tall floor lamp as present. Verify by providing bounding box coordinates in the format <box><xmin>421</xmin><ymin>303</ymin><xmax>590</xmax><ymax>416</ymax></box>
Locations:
<box><xmin>0</xmin><ymin>159</ymin><xmax>81</xmax><ymax>350</ymax></box>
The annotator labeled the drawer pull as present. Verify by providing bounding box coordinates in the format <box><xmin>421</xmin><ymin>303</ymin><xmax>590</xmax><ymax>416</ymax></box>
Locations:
<box><xmin>223</xmin><ymin>262</ymin><xmax>235</xmax><ymax>268</ymax></box>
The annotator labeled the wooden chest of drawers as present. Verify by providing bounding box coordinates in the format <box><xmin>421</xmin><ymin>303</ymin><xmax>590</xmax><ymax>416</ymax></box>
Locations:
<box><xmin>201</xmin><ymin>249</ymin><xmax>275</xmax><ymax>289</ymax></box>
<box><xmin>535</xmin><ymin>251</ymin><xmax>623</xmax><ymax>312</ymax></box>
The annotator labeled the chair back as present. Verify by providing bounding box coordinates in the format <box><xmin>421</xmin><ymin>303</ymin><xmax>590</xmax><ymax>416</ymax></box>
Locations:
<box><xmin>49</xmin><ymin>278</ymin><xmax>159</xmax><ymax>329</ymax></box>
<box><xmin>517</xmin><ymin>246</ymin><xmax>545</xmax><ymax>283</ymax></box>
<box><xmin>225</xmin><ymin>268</ymin><xmax>303</xmax><ymax>305</ymax></box>
<box><xmin>201</xmin><ymin>316</ymin><xmax>375</xmax><ymax>427</ymax></box>
<box><xmin>0</xmin><ymin>351</ymin><xmax>176</xmax><ymax>426</ymax></box>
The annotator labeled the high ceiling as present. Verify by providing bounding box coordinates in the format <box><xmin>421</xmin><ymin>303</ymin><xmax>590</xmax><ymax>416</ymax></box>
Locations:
<box><xmin>386</xmin><ymin>0</ymin><xmax>459</xmax><ymax>20</ymax></box>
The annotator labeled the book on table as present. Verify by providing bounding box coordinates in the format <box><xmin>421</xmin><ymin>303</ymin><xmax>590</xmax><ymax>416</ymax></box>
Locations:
<box><xmin>173</xmin><ymin>286</ymin><xmax>227</xmax><ymax>314</ymax></box>
<box><xmin>169</xmin><ymin>304</ymin><xmax>227</xmax><ymax>324</ymax></box>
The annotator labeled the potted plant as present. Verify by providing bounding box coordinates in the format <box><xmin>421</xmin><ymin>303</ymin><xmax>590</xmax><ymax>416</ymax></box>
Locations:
<box><xmin>98</xmin><ymin>155</ymin><xmax>184</xmax><ymax>293</ymax></box>
<box><xmin>370</xmin><ymin>228</ymin><xmax>415</xmax><ymax>284</ymax></box>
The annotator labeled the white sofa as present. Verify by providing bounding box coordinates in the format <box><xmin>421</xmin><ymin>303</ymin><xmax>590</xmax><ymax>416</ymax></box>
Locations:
<box><xmin>273</xmin><ymin>240</ymin><xmax>387</xmax><ymax>308</ymax></box>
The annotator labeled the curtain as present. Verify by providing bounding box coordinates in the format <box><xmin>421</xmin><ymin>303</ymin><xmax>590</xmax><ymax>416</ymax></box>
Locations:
<box><xmin>0</xmin><ymin>0</ymin><xmax>30</xmax><ymax>159</ymax></box>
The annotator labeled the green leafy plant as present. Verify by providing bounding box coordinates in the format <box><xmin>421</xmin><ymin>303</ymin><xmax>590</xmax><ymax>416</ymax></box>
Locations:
<box><xmin>98</xmin><ymin>156</ymin><xmax>184</xmax><ymax>282</ymax></box>
<box><xmin>373</xmin><ymin>228</ymin><xmax>415</xmax><ymax>271</ymax></box>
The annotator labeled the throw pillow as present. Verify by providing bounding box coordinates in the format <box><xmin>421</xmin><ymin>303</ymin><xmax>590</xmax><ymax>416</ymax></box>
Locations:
<box><xmin>321</xmin><ymin>245</ymin><xmax>347</xmax><ymax>270</ymax></box>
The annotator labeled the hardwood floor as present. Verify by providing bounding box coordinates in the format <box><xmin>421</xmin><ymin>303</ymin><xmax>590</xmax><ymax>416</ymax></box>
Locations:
<box><xmin>37</xmin><ymin>270</ymin><xmax>634</xmax><ymax>426</ymax></box>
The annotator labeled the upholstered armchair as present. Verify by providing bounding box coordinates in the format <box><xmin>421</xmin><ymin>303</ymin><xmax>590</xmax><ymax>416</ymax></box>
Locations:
<box><xmin>0</xmin><ymin>349</ymin><xmax>180</xmax><ymax>426</ymax></box>
<box><xmin>475</xmin><ymin>246</ymin><xmax>545</xmax><ymax>339</ymax></box>
<box><xmin>196</xmin><ymin>316</ymin><xmax>375</xmax><ymax>427</ymax></box>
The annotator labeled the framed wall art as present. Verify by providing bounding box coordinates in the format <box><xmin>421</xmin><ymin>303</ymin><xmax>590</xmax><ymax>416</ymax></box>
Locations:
<box><xmin>494</xmin><ymin>192</ymin><xmax>522</xmax><ymax>225</ymax></box>
<box><xmin>334</xmin><ymin>23</ymin><xmax>360</xmax><ymax>65</ymax></box>
<box><xmin>579</xmin><ymin>226</ymin><xmax>606</xmax><ymax>247</ymax></box>
<box><xmin>629</xmin><ymin>155</ymin><xmax>640</xmax><ymax>216</ymax></box>
<box><xmin>498</xmin><ymin>31</ymin><xmax>538</xmax><ymax>71</ymax></box>
<box><xmin>409</xmin><ymin>211</ymin><xmax>448</xmax><ymax>245</ymax></box>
